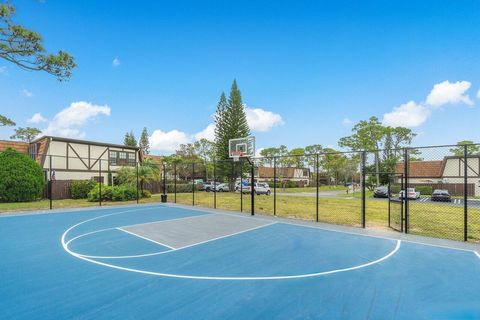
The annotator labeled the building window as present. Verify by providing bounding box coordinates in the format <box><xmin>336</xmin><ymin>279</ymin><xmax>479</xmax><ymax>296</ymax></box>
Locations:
<box><xmin>109</xmin><ymin>151</ymin><xmax>117</xmax><ymax>165</ymax></box>
<box><xmin>128</xmin><ymin>152</ymin><xmax>136</xmax><ymax>166</ymax></box>
<box><xmin>108</xmin><ymin>150</ymin><xmax>136</xmax><ymax>166</ymax></box>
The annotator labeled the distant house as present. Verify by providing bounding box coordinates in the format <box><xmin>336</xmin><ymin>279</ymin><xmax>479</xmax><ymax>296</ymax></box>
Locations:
<box><xmin>257</xmin><ymin>166</ymin><xmax>311</xmax><ymax>186</ymax></box>
<box><xmin>395</xmin><ymin>155</ymin><xmax>480</xmax><ymax>196</ymax></box>
<box><xmin>1</xmin><ymin>136</ymin><xmax>141</xmax><ymax>183</ymax></box>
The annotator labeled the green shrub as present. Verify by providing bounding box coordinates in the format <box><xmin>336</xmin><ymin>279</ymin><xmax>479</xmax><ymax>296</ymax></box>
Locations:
<box><xmin>70</xmin><ymin>180</ymin><xmax>96</xmax><ymax>199</ymax></box>
<box><xmin>141</xmin><ymin>190</ymin><xmax>152</xmax><ymax>198</ymax></box>
<box><xmin>415</xmin><ymin>185</ymin><xmax>433</xmax><ymax>195</ymax></box>
<box><xmin>166</xmin><ymin>183</ymin><xmax>193</xmax><ymax>193</ymax></box>
<box><xmin>390</xmin><ymin>185</ymin><xmax>401</xmax><ymax>194</ymax></box>
<box><xmin>88</xmin><ymin>184</ymin><xmax>138</xmax><ymax>202</ymax></box>
<box><xmin>0</xmin><ymin>148</ymin><xmax>45</xmax><ymax>202</ymax></box>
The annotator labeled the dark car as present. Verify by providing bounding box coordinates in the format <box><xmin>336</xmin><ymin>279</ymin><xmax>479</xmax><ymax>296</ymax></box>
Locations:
<box><xmin>373</xmin><ymin>186</ymin><xmax>389</xmax><ymax>198</ymax></box>
<box><xmin>431</xmin><ymin>189</ymin><xmax>451</xmax><ymax>202</ymax></box>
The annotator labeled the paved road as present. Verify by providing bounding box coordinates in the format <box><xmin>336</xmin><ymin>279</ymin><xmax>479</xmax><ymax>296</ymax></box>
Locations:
<box><xmin>370</xmin><ymin>196</ymin><xmax>480</xmax><ymax>208</ymax></box>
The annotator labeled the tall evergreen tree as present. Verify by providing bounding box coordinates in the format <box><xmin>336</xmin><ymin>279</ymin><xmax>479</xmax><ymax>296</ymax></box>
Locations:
<box><xmin>139</xmin><ymin>127</ymin><xmax>150</xmax><ymax>154</ymax></box>
<box><xmin>124</xmin><ymin>131</ymin><xmax>137</xmax><ymax>147</ymax></box>
<box><xmin>214</xmin><ymin>80</ymin><xmax>250</xmax><ymax>160</ymax></box>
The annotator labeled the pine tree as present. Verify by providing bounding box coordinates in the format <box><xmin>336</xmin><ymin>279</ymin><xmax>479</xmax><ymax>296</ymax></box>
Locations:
<box><xmin>139</xmin><ymin>127</ymin><xmax>150</xmax><ymax>154</ymax></box>
<box><xmin>124</xmin><ymin>131</ymin><xmax>138</xmax><ymax>147</ymax></box>
<box><xmin>214</xmin><ymin>80</ymin><xmax>250</xmax><ymax>161</ymax></box>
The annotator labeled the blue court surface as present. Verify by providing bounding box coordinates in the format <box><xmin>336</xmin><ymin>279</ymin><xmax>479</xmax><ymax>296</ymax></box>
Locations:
<box><xmin>1</xmin><ymin>204</ymin><xmax>479</xmax><ymax>319</ymax></box>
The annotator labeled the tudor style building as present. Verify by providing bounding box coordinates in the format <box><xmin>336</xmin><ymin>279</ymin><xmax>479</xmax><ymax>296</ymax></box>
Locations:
<box><xmin>1</xmin><ymin>136</ymin><xmax>141</xmax><ymax>183</ymax></box>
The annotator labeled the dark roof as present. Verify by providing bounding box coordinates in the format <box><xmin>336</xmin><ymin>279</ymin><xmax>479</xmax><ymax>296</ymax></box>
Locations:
<box><xmin>31</xmin><ymin>136</ymin><xmax>140</xmax><ymax>150</ymax></box>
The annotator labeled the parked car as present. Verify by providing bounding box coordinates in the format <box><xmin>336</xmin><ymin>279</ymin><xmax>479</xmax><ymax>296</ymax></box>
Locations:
<box><xmin>214</xmin><ymin>183</ymin><xmax>230</xmax><ymax>192</ymax></box>
<box><xmin>400</xmin><ymin>188</ymin><xmax>421</xmax><ymax>200</ymax></box>
<box><xmin>431</xmin><ymin>189</ymin><xmax>452</xmax><ymax>202</ymax></box>
<box><xmin>237</xmin><ymin>182</ymin><xmax>271</xmax><ymax>195</ymax></box>
<box><xmin>373</xmin><ymin>186</ymin><xmax>389</xmax><ymax>198</ymax></box>
<box><xmin>203</xmin><ymin>181</ymin><xmax>219</xmax><ymax>192</ymax></box>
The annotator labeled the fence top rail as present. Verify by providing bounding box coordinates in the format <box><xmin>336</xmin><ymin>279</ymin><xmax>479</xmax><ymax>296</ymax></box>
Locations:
<box><xmin>7</xmin><ymin>142</ymin><xmax>480</xmax><ymax>164</ymax></box>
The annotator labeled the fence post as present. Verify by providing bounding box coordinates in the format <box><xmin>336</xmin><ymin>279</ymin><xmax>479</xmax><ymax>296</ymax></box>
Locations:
<box><xmin>174</xmin><ymin>163</ymin><xmax>177</xmax><ymax>203</ymax></box>
<box><xmin>99</xmin><ymin>159</ymin><xmax>102</xmax><ymax>207</ymax></box>
<box><xmin>136</xmin><ymin>162</ymin><xmax>139</xmax><ymax>204</ymax></box>
<box><xmin>192</xmin><ymin>162</ymin><xmax>195</xmax><ymax>206</ymax></box>
<box><xmin>404</xmin><ymin>148</ymin><xmax>409</xmax><ymax>234</ymax></box>
<box><xmin>213</xmin><ymin>160</ymin><xmax>217</xmax><ymax>209</ymax></box>
<box><xmin>316</xmin><ymin>154</ymin><xmax>319</xmax><ymax>222</ymax></box>
<box><xmin>49</xmin><ymin>155</ymin><xmax>53</xmax><ymax>210</ymax></box>
<box><xmin>163</xmin><ymin>164</ymin><xmax>166</xmax><ymax>197</ymax></box>
<box><xmin>251</xmin><ymin>161</ymin><xmax>255</xmax><ymax>216</ymax></box>
<box><xmin>464</xmin><ymin>144</ymin><xmax>468</xmax><ymax>241</ymax></box>
<box><xmin>240</xmin><ymin>161</ymin><xmax>243</xmax><ymax>212</ymax></box>
<box><xmin>273</xmin><ymin>157</ymin><xmax>277</xmax><ymax>216</ymax></box>
<box><xmin>361</xmin><ymin>151</ymin><xmax>366</xmax><ymax>228</ymax></box>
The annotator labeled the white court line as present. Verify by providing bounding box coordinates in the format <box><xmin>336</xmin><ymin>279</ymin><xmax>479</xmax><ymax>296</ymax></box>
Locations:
<box><xmin>62</xmin><ymin>222</ymin><xmax>401</xmax><ymax>280</ymax></box>
<box><xmin>169</xmin><ymin>204</ymin><xmax>480</xmax><ymax>255</ymax></box>
<box><xmin>76</xmin><ymin>221</ymin><xmax>277</xmax><ymax>259</ymax></box>
<box><xmin>475</xmin><ymin>251</ymin><xmax>480</xmax><ymax>260</ymax></box>
<box><xmin>118</xmin><ymin>212</ymin><xmax>209</xmax><ymax>229</ymax></box>
<box><xmin>117</xmin><ymin>228</ymin><xmax>177</xmax><ymax>250</ymax></box>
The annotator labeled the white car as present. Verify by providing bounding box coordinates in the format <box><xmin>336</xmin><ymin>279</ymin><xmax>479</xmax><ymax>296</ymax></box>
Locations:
<box><xmin>400</xmin><ymin>188</ymin><xmax>420</xmax><ymax>200</ymax></box>
<box><xmin>214</xmin><ymin>183</ymin><xmax>230</xmax><ymax>192</ymax></box>
<box><xmin>238</xmin><ymin>182</ymin><xmax>271</xmax><ymax>195</ymax></box>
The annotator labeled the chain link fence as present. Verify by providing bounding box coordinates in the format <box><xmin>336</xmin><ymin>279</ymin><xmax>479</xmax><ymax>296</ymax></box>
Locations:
<box><xmin>1</xmin><ymin>144</ymin><xmax>479</xmax><ymax>243</ymax></box>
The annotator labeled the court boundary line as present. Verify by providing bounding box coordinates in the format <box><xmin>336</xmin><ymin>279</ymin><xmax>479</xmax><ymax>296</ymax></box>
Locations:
<box><xmin>117</xmin><ymin>228</ymin><xmax>177</xmax><ymax>250</ymax></box>
<box><xmin>475</xmin><ymin>251</ymin><xmax>480</xmax><ymax>259</ymax></box>
<box><xmin>164</xmin><ymin>204</ymin><xmax>480</xmax><ymax>255</ymax></box>
<box><xmin>62</xmin><ymin>222</ymin><xmax>401</xmax><ymax>280</ymax></box>
<box><xmin>74</xmin><ymin>221</ymin><xmax>277</xmax><ymax>259</ymax></box>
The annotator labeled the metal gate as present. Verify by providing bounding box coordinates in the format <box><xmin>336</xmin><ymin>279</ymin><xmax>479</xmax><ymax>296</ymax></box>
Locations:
<box><xmin>388</xmin><ymin>173</ymin><xmax>404</xmax><ymax>232</ymax></box>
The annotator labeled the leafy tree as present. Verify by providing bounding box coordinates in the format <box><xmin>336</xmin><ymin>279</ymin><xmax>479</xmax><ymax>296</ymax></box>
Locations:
<box><xmin>124</xmin><ymin>131</ymin><xmax>137</xmax><ymax>147</ymax></box>
<box><xmin>0</xmin><ymin>114</ymin><xmax>15</xmax><ymax>127</ymax></box>
<box><xmin>289</xmin><ymin>147</ymin><xmax>305</xmax><ymax>167</ymax></box>
<box><xmin>449</xmin><ymin>140</ymin><xmax>480</xmax><ymax>156</ymax></box>
<box><xmin>214</xmin><ymin>80</ymin><xmax>250</xmax><ymax>161</ymax></box>
<box><xmin>338</xmin><ymin>117</ymin><xmax>384</xmax><ymax>184</ymax></box>
<box><xmin>321</xmin><ymin>148</ymin><xmax>348</xmax><ymax>185</ymax></box>
<box><xmin>305</xmin><ymin>144</ymin><xmax>323</xmax><ymax>169</ymax></box>
<box><xmin>0</xmin><ymin>148</ymin><xmax>44</xmax><ymax>202</ymax></box>
<box><xmin>339</xmin><ymin>117</ymin><xmax>416</xmax><ymax>185</ymax></box>
<box><xmin>194</xmin><ymin>139</ymin><xmax>215</xmax><ymax>163</ymax></box>
<box><xmin>259</xmin><ymin>147</ymin><xmax>278</xmax><ymax>166</ymax></box>
<box><xmin>139</xmin><ymin>127</ymin><xmax>150</xmax><ymax>154</ymax></box>
<box><xmin>10</xmin><ymin>127</ymin><xmax>41</xmax><ymax>142</ymax></box>
<box><xmin>0</xmin><ymin>4</ymin><xmax>75</xmax><ymax>81</ymax></box>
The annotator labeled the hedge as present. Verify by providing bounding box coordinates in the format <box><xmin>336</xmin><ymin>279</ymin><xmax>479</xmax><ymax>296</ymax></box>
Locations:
<box><xmin>415</xmin><ymin>185</ymin><xmax>433</xmax><ymax>195</ymax></box>
<box><xmin>70</xmin><ymin>180</ymin><xmax>97</xmax><ymax>199</ymax></box>
<box><xmin>87</xmin><ymin>184</ymin><xmax>138</xmax><ymax>202</ymax></box>
<box><xmin>0</xmin><ymin>148</ymin><xmax>45</xmax><ymax>202</ymax></box>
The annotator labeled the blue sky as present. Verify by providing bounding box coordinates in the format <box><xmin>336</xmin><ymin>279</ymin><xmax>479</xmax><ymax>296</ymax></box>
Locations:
<box><xmin>1</xmin><ymin>0</ymin><xmax>480</xmax><ymax>154</ymax></box>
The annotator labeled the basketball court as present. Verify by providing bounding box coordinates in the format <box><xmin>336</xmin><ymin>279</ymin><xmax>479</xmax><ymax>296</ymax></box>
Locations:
<box><xmin>1</xmin><ymin>203</ymin><xmax>479</xmax><ymax>319</ymax></box>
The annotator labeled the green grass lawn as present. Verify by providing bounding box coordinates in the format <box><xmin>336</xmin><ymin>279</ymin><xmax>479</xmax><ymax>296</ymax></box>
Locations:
<box><xmin>1</xmin><ymin>191</ymin><xmax>479</xmax><ymax>242</ymax></box>
<box><xmin>277</xmin><ymin>185</ymin><xmax>347</xmax><ymax>193</ymax></box>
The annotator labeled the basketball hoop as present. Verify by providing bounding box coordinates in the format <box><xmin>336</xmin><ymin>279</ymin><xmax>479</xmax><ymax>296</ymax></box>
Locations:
<box><xmin>231</xmin><ymin>150</ymin><xmax>244</xmax><ymax>162</ymax></box>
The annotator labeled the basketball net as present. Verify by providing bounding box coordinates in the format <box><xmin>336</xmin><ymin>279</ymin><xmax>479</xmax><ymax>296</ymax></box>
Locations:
<box><xmin>231</xmin><ymin>151</ymin><xmax>245</xmax><ymax>162</ymax></box>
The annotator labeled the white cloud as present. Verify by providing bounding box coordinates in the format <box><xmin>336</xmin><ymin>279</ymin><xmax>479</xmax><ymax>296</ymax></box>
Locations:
<box><xmin>382</xmin><ymin>101</ymin><xmax>431</xmax><ymax>128</ymax></box>
<box><xmin>149</xmin><ymin>129</ymin><xmax>191</xmax><ymax>153</ymax></box>
<box><xmin>27</xmin><ymin>113</ymin><xmax>47</xmax><ymax>124</ymax></box>
<box><xmin>21</xmin><ymin>89</ymin><xmax>33</xmax><ymax>97</ymax></box>
<box><xmin>425</xmin><ymin>80</ymin><xmax>473</xmax><ymax>107</ymax></box>
<box><xmin>112</xmin><ymin>57</ymin><xmax>120</xmax><ymax>67</ymax></box>
<box><xmin>194</xmin><ymin>123</ymin><xmax>215</xmax><ymax>141</ymax></box>
<box><xmin>42</xmin><ymin>101</ymin><xmax>111</xmax><ymax>138</ymax></box>
<box><xmin>477</xmin><ymin>89</ymin><xmax>480</xmax><ymax>99</ymax></box>
<box><xmin>245</xmin><ymin>107</ymin><xmax>285</xmax><ymax>132</ymax></box>
<box><xmin>342</xmin><ymin>118</ymin><xmax>353</xmax><ymax>126</ymax></box>
<box><xmin>0</xmin><ymin>66</ymin><xmax>7</xmax><ymax>74</ymax></box>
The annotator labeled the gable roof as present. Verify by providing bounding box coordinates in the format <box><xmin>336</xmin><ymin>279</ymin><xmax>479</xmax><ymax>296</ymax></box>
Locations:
<box><xmin>395</xmin><ymin>160</ymin><xmax>443</xmax><ymax>178</ymax></box>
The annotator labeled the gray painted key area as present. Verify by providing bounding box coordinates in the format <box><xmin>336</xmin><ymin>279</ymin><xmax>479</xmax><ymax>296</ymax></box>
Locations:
<box><xmin>120</xmin><ymin>213</ymin><xmax>274</xmax><ymax>249</ymax></box>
